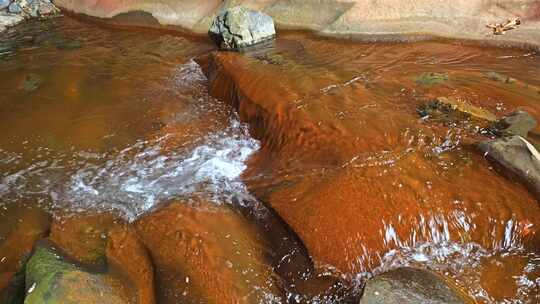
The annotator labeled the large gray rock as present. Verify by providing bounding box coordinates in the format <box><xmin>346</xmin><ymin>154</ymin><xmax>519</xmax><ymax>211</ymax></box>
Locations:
<box><xmin>478</xmin><ymin>135</ymin><xmax>540</xmax><ymax>199</ymax></box>
<box><xmin>209</xmin><ymin>6</ymin><xmax>275</xmax><ymax>50</ymax></box>
<box><xmin>360</xmin><ymin>267</ymin><xmax>469</xmax><ymax>304</ymax></box>
<box><xmin>0</xmin><ymin>0</ymin><xmax>10</xmax><ymax>11</ymax></box>
<box><xmin>492</xmin><ymin>110</ymin><xmax>537</xmax><ymax>138</ymax></box>
<box><xmin>7</xmin><ymin>1</ymin><xmax>20</xmax><ymax>14</ymax></box>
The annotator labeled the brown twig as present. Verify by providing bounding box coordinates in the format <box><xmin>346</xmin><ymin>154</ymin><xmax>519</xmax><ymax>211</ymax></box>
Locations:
<box><xmin>486</xmin><ymin>17</ymin><xmax>521</xmax><ymax>35</ymax></box>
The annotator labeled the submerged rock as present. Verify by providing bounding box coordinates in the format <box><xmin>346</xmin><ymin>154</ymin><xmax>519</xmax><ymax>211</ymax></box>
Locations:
<box><xmin>209</xmin><ymin>6</ymin><xmax>276</xmax><ymax>50</ymax></box>
<box><xmin>48</xmin><ymin>214</ymin><xmax>156</xmax><ymax>304</ymax></box>
<box><xmin>478</xmin><ymin>136</ymin><xmax>540</xmax><ymax>199</ymax></box>
<box><xmin>415</xmin><ymin>72</ymin><xmax>448</xmax><ymax>87</ymax></box>
<box><xmin>201</xmin><ymin>51</ymin><xmax>540</xmax><ymax>276</ymax></box>
<box><xmin>24</xmin><ymin>242</ymin><xmax>130</xmax><ymax>304</ymax></box>
<box><xmin>484</xmin><ymin>71</ymin><xmax>516</xmax><ymax>84</ymax></box>
<box><xmin>418</xmin><ymin>97</ymin><xmax>497</xmax><ymax>123</ymax></box>
<box><xmin>18</xmin><ymin>73</ymin><xmax>43</xmax><ymax>92</ymax></box>
<box><xmin>491</xmin><ymin>110</ymin><xmax>537</xmax><ymax>138</ymax></box>
<box><xmin>359</xmin><ymin>267</ymin><xmax>469</xmax><ymax>304</ymax></box>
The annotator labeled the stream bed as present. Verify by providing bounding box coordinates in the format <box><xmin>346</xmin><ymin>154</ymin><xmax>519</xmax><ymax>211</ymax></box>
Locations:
<box><xmin>1</xmin><ymin>16</ymin><xmax>540</xmax><ymax>303</ymax></box>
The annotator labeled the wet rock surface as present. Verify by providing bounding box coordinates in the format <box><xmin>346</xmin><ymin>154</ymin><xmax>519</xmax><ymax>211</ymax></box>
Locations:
<box><xmin>135</xmin><ymin>200</ymin><xmax>283</xmax><ymax>304</ymax></box>
<box><xmin>491</xmin><ymin>110</ymin><xmax>538</xmax><ymax>138</ymax></box>
<box><xmin>418</xmin><ymin>97</ymin><xmax>497</xmax><ymax>123</ymax></box>
<box><xmin>2</xmin><ymin>18</ymin><xmax>540</xmax><ymax>304</ymax></box>
<box><xmin>478</xmin><ymin>135</ymin><xmax>540</xmax><ymax>200</ymax></box>
<box><xmin>24</xmin><ymin>242</ymin><xmax>131</xmax><ymax>304</ymax></box>
<box><xmin>0</xmin><ymin>206</ymin><xmax>52</xmax><ymax>278</ymax></box>
<box><xmin>359</xmin><ymin>267</ymin><xmax>469</xmax><ymax>304</ymax></box>
<box><xmin>202</xmin><ymin>39</ymin><xmax>540</xmax><ymax>280</ymax></box>
<box><xmin>106</xmin><ymin>226</ymin><xmax>156</xmax><ymax>304</ymax></box>
<box><xmin>48</xmin><ymin>214</ymin><xmax>119</xmax><ymax>265</ymax></box>
<box><xmin>209</xmin><ymin>6</ymin><xmax>276</xmax><ymax>50</ymax></box>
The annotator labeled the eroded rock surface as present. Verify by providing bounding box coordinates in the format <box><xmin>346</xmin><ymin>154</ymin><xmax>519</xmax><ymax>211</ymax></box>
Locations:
<box><xmin>359</xmin><ymin>267</ymin><xmax>470</xmax><ymax>304</ymax></box>
<box><xmin>200</xmin><ymin>42</ymin><xmax>540</xmax><ymax>276</ymax></box>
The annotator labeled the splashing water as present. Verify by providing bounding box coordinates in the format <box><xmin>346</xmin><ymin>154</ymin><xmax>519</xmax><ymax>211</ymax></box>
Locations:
<box><xmin>356</xmin><ymin>213</ymin><xmax>540</xmax><ymax>304</ymax></box>
<box><xmin>0</xmin><ymin>117</ymin><xmax>259</xmax><ymax>220</ymax></box>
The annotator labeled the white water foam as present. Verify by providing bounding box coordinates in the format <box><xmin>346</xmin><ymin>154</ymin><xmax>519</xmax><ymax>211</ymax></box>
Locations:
<box><xmin>349</xmin><ymin>212</ymin><xmax>540</xmax><ymax>304</ymax></box>
<box><xmin>55</xmin><ymin>117</ymin><xmax>259</xmax><ymax>220</ymax></box>
<box><xmin>0</xmin><ymin>117</ymin><xmax>259</xmax><ymax>221</ymax></box>
<box><xmin>0</xmin><ymin>59</ymin><xmax>260</xmax><ymax>220</ymax></box>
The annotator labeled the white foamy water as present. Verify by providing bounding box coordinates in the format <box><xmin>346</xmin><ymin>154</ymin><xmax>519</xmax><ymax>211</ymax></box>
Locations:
<box><xmin>61</xmin><ymin>118</ymin><xmax>259</xmax><ymax>219</ymax></box>
<box><xmin>350</xmin><ymin>213</ymin><xmax>540</xmax><ymax>304</ymax></box>
<box><xmin>0</xmin><ymin>59</ymin><xmax>260</xmax><ymax>220</ymax></box>
<box><xmin>0</xmin><ymin>118</ymin><xmax>259</xmax><ymax>220</ymax></box>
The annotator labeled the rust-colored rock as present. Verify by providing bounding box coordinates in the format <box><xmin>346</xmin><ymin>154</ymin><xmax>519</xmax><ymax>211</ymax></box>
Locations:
<box><xmin>202</xmin><ymin>41</ymin><xmax>540</xmax><ymax>276</ymax></box>
<box><xmin>0</xmin><ymin>205</ymin><xmax>51</xmax><ymax>275</ymax></box>
<box><xmin>135</xmin><ymin>200</ymin><xmax>284</xmax><ymax>303</ymax></box>
<box><xmin>49</xmin><ymin>213</ymin><xmax>120</xmax><ymax>265</ymax></box>
<box><xmin>106</xmin><ymin>225</ymin><xmax>156</xmax><ymax>304</ymax></box>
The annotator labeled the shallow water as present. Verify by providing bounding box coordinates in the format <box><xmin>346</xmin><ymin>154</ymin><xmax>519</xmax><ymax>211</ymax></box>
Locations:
<box><xmin>0</xmin><ymin>17</ymin><xmax>539</xmax><ymax>303</ymax></box>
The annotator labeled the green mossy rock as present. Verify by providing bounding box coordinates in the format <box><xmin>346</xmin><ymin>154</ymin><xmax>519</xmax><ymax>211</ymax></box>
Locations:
<box><xmin>415</xmin><ymin>72</ymin><xmax>448</xmax><ymax>87</ymax></box>
<box><xmin>24</xmin><ymin>243</ymin><xmax>129</xmax><ymax>304</ymax></box>
<box><xmin>360</xmin><ymin>267</ymin><xmax>471</xmax><ymax>304</ymax></box>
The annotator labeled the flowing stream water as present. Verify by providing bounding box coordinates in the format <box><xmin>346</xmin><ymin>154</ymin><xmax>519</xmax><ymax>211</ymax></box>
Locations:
<box><xmin>0</xmin><ymin>17</ymin><xmax>539</xmax><ymax>303</ymax></box>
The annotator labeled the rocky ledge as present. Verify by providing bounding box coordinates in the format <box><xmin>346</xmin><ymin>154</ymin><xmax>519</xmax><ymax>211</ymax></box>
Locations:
<box><xmin>51</xmin><ymin>0</ymin><xmax>540</xmax><ymax>48</ymax></box>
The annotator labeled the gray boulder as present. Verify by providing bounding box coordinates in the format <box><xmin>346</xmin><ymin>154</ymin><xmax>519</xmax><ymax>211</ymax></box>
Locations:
<box><xmin>492</xmin><ymin>110</ymin><xmax>537</xmax><ymax>138</ymax></box>
<box><xmin>360</xmin><ymin>267</ymin><xmax>469</xmax><ymax>304</ymax></box>
<box><xmin>209</xmin><ymin>6</ymin><xmax>276</xmax><ymax>50</ymax></box>
<box><xmin>478</xmin><ymin>135</ymin><xmax>540</xmax><ymax>199</ymax></box>
<box><xmin>7</xmin><ymin>1</ymin><xmax>20</xmax><ymax>14</ymax></box>
<box><xmin>0</xmin><ymin>0</ymin><xmax>10</xmax><ymax>11</ymax></box>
